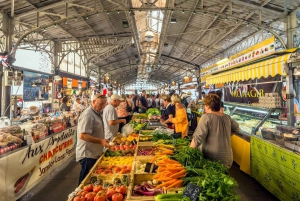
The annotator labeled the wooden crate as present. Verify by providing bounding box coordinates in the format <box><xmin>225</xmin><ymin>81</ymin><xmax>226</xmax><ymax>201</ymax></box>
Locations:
<box><xmin>133</xmin><ymin>158</ymin><xmax>156</xmax><ymax>174</ymax></box>
<box><xmin>128</xmin><ymin>174</ymin><xmax>156</xmax><ymax>200</ymax></box>
<box><xmin>138</xmin><ymin>141</ymin><xmax>153</xmax><ymax>146</ymax></box>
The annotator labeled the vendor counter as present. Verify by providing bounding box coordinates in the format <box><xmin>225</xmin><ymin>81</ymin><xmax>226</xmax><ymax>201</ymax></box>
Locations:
<box><xmin>251</xmin><ymin>136</ymin><xmax>300</xmax><ymax>201</ymax></box>
<box><xmin>0</xmin><ymin>126</ymin><xmax>77</xmax><ymax>201</ymax></box>
<box><xmin>231</xmin><ymin>133</ymin><xmax>251</xmax><ymax>175</ymax></box>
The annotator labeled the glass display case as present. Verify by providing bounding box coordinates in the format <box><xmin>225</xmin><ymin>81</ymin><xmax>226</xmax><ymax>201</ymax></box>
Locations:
<box><xmin>224</xmin><ymin>102</ymin><xmax>286</xmax><ymax>136</ymax></box>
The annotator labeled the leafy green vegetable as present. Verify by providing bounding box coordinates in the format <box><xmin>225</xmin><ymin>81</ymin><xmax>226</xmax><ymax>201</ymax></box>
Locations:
<box><xmin>146</xmin><ymin>108</ymin><xmax>161</xmax><ymax>116</ymax></box>
<box><xmin>152</xmin><ymin>133</ymin><xmax>172</xmax><ymax>141</ymax></box>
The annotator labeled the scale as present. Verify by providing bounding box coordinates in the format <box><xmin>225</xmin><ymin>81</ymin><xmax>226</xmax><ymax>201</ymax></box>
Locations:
<box><xmin>147</xmin><ymin>121</ymin><xmax>166</xmax><ymax>129</ymax></box>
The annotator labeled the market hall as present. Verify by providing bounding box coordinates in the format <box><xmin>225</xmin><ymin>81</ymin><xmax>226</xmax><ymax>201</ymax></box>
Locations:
<box><xmin>0</xmin><ymin>0</ymin><xmax>300</xmax><ymax>201</ymax></box>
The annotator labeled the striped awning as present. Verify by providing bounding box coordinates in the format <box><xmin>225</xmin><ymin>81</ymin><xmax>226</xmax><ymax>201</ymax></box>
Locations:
<box><xmin>205</xmin><ymin>54</ymin><xmax>290</xmax><ymax>85</ymax></box>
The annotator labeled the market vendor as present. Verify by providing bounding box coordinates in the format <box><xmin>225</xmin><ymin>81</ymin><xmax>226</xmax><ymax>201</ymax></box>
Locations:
<box><xmin>190</xmin><ymin>94</ymin><xmax>239</xmax><ymax>168</ymax></box>
<box><xmin>103</xmin><ymin>94</ymin><xmax>126</xmax><ymax>140</ymax></box>
<box><xmin>76</xmin><ymin>94</ymin><xmax>110</xmax><ymax>185</ymax></box>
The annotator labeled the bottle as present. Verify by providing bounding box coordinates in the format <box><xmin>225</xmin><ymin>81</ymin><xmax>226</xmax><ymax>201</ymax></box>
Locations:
<box><xmin>22</xmin><ymin>129</ymin><xmax>27</xmax><ymax>147</ymax></box>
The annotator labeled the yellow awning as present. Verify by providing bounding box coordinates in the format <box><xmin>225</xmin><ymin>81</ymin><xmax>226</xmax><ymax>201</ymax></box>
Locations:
<box><xmin>205</xmin><ymin>54</ymin><xmax>290</xmax><ymax>85</ymax></box>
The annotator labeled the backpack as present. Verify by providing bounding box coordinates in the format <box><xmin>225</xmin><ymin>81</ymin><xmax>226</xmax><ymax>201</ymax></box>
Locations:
<box><xmin>182</xmin><ymin>97</ymin><xmax>188</xmax><ymax>108</ymax></box>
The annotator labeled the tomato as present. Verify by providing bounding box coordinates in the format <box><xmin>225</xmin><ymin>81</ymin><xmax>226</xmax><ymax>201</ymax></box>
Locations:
<box><xmin>124</xmin><ymin>145</ymin><xmax>129</xmax><ymax>150</ymax></box>
<box><xmin>94</xmin><ymin>191</ymin><xmax>106</xmax><ymax>201</ymax></box>
<box><xmin>114</xmin><ymin>145</ymin><xmax>120</xmax><ymax>151</ymax></box>
<box><xmin>77</xmin><ymin>190</ymin><xmax>88</xmax><ymax>197</ymax></box>
<box><xmin>73</xmin><ymin>195</ymin><xmax>85</xmax><ymax>201</ymax></box>
<box><xmin>114</xmin><ymin>167</ymin><xmax>121</xmax><ymax>172</ymax></box>
<box><xmin>112</xmin><ymin>193</ymin><xmax>123</xmax><ymax>201</ymax></box>
<box><xmin>120</xmin><ymin>169</ymin><xmax>127</xmax><ymax>174</ymax></box>
<box><xmin>84</xmin><ymin>192</ymin><xmax>96</xmax><ymax>201</ymax></box>
<box><xmin>116</xmin><ymin>185</ymin><xmax>127</xmax><ymax>195</ymax></box>
<box><xmin>119</xmin><ymin>144</ymin><xmax>124</xmax><ymax>150</ymax></box>
<box><xmin>93</xmin><ymin>185</ymin><xmax>103</xmax><ymax>193</ymax></box>
<box><xmin>83</xmin><ymin>184</ymin><xmax>93</xmax><ymax>192</ymax></box>
<box><xmin>127</xmin><ymin>166</ymin><xmax>132</xmax><ymax>171</ymax></box>
<box><xmin>133</xmin><ymin>145</ymin><xmax>137</xmax><ymax>149</ymax></box>
<box><xmin>106</xmin><ymin>186</ymin><xmax>116</xmax><ymax>198</ymax></box>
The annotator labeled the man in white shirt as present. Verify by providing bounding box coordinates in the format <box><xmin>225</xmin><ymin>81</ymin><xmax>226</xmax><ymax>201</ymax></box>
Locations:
<box><xmin>107</xmin><ymin>90</ymin><xmax>113</xmax><ymax>103</ymax></box>
<box><xmin>103</xmin><ymin>94</ymin><xmax>126</xmax><ymax>140</ymax></box>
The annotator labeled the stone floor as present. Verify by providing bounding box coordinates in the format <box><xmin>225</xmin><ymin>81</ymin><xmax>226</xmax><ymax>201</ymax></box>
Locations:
<box><xmin>17</xmin><ymin>156</ymin><xmax>279</xmax><ymax>201</ymax></box>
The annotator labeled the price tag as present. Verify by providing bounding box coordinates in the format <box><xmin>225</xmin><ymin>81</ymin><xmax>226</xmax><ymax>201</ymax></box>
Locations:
<box><xmin>181</xmin><ymin>183</ymin><xmax>202</xmax><ymax>201</ymax></box>
<box><xmin>144</xmin><ymin>162</ymin><xmax>158</xmax><ymax>173</ymax></box>
<box><xmin>131</xmin><ymin>139</ymin><xmax>137</xmax><ymax>145</ymax></box>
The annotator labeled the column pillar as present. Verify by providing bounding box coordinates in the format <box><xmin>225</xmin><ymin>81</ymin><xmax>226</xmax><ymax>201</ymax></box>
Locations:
<box><xmin>285</xmin><ymin>14</ymin><xmax>296</xmax><ymax>126</ymax></box>
<box><xmin>1</xmin><ymin>14</ymin><xmax>13</xmax><ymax>117</ymax></box>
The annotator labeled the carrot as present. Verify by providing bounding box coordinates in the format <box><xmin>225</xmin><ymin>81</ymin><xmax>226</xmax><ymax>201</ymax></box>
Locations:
<box><xmin>170</xmin><ymin>173</ymin><xmax>186</xmax><ymax>179</ymax></box>
<box><xmin>155</xmin><ymin>179</ymin><xmax>178</xmax><ymax>189</ymax></box>
<box><xmin>165</xmin><ymin>180</ymin><xmax>183</xmax><ymax>190</ymax></box>
<box><xmin>169</xmin><ymin>170</ymin><xmax>186</xmax><ymax>178</ymax></box>
<box><xmin>167</xmin><ymin>167</ymin><xmax>185</xmax><ymax>171</ymax></box>
<box><xmin>156</xmin><ymin>177</ymin><xmax>173</xmax><ymax>182</ymax></box>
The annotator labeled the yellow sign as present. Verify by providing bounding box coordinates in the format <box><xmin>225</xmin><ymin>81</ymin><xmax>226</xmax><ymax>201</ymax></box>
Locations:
<box><xmin>201</xmin><ymin>36</ymin><xmax>275</xmax><ymax>75</ymax></box>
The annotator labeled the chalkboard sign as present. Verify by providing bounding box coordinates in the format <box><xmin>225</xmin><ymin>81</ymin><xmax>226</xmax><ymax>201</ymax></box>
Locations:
<box><xmin>181</xmin><ymin>183</ymin><xmax>201</xmax><ymax>201</ymax></box>
<box><xmin>131</xmin><ymin>139</ymin><xmax>138</xmax><ymax>145</ymax></box>
<box><xmin>144</xmin><ymin>162</ymin><xmax>158</xmax><ymax>173</ymax></box>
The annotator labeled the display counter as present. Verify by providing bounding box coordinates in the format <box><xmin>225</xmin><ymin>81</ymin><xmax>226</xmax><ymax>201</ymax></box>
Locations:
<box><xmin>251</xmin><ymin>136</ymin><xmax>300</xmax><ymax>201</ymax></box>
<box><xmin>0</xmin><ymin>126</ymin><xmax>77</xmax><ymax>201</ymax></box>
<box><xmin>224</xmin><ymin>102</ymin><xmax>286</xmax><ymax>175</ymax></box>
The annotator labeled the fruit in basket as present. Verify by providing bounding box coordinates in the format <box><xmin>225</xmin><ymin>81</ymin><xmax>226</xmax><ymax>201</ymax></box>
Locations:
<box><xmin>77</xmin><ymin>190</ymin><xmax>89</xmax><ymax>197</ymax></box>
<box><xmin>106</xmin><ymin>186</ymin><xmax>117</xmax><ymax>198</ymax></box>
<box><xmin>83</xmin><ymin>184</ymin><xmax>93</xmax><ymax>192</ymax></box>
<box><xmin>84</xmin><ymin>192</ymin><xmax>96</xmax><ymax>201</ymax></box>
<box><xmin>112</xmin><ymin>193</ymin><xmax>123</xmax><ymax>201</ymax></box>
<box><xmin>93</xmin><ymin>185</ymin><xmax>103</xmax><ymax>193</ymax></box>
<box><xmin>73</xmin><ymin>195</ymin><xmax>85</xmax><ymax>201</ymax></box>
<box><xmin>94</xmin><ymin>192</ymin><xmax>106</xmax><ymax>201</ymax></box>
<box><xmin>116</xmin><ymin>185</ymin><xmax>127</xmax><ymax>194</ymax></box>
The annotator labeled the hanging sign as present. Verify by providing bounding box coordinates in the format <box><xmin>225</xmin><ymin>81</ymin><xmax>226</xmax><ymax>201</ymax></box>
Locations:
<box><xmin>0</xmin><ymin>127</ymin><xmax>77</xmax><ymax>201</ymax></box>
<box><xmin>67</xmin><ymin>78</ymin><xmax>72</xmax><ymax>89</ymax></box>
<box><xmin>224</xmin><ymin>75</ymin><xmax>280</xmax><ymax>103</ymax></box>
<box><xmin>201</xmin><ymin>37</ymin><xmax>276</xmax><ymax>78</ymax></box>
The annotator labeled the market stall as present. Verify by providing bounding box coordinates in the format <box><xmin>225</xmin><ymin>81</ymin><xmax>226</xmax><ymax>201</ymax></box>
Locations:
<box><xmin>0</xmin><ymin>125</ymin><xmax>77</xmax><ymax>201</ymax></box>
<box><xmin>67</xmin><ymin>128</ymin><xmax>240</xmax><ymax>201</ymax></box>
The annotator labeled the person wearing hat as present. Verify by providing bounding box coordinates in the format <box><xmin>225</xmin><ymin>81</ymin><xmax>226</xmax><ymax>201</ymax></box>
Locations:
<box><xmin>76</xmin><ymin>94</ymin><xmax>110</xmax><ymax>185</ymax></box>
<box><xmin>103</xmin><ymin>94</ymin><xmax>126</xmax><ymax>140</ymax></box>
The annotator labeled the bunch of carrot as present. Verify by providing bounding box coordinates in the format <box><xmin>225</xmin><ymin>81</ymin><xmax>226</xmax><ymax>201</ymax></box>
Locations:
<box><xmin>154</xmin><ymin>147</ymin><xmax>174</xmax><ymax>156</ymax></box>
<box><xmin>153</xmin><ymin>158</ymin><xmax>186</xmax><ymax>190</ymax></box>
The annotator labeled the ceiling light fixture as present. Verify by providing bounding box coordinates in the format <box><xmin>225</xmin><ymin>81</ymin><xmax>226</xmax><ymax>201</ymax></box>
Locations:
<box><xmin>86</xmin><ymin>16</ymin><xmax>89</xmax><ymax>20</ymax></box>
<box><xmin>117</xmin><ymin>10</ymin><xmax>120</xmax><ymax>14</ymax></box>
<box><xmin>107</xmin><ymin>11</ymin><xmax>109</xmax><ymax>14</ymax></box>
<box><xmin>214</xmin><ymin>14</ymin><xmax>217</xmax><ymax>17</ymax></box>
<box><xmin>247</xmin><ymin>22</ymin><xmax>250</xmax><ymax>26</ymax></box>
<box><xmin>97</xmin><ymin>12</ymin><xmax>99</xmax><ymax>15</ymax></box>
<box><xmin>65</xmin><ymin>21</ymin><xmax>68</xmax><ymax>24</ymax></box>
<box><xmin>182</xmin><ymin>10</ymin><xmax>185</xmax><ymax>14</ymax></box>
<box><xmin>225</xmin><ymin>17</ymin><xmax>228</xmax><ymax>21</ymax></box>
<box><xmin>54</xmin><ymin>24</ymin><xmax>57</xmax><ymax>27</ymax></box>
<box><xmin>75</xmin><ymin>18</ymin><xmax>77</xmax><ymax>21</ymax></box>
<box><xmin>204</xmin><ymin>12</ymin><xmax>207</xmax><ymax>15</ymax></box>
<box><xmin>236</xmin><ymin>20</ymin><xmax>238</xmax><ymax>23</ymax></box>
<box><xmin>122</xmin><ymin>20</ymin><xmax>129</xmax><ymax>28</ymax></box>
<box><xmin>170</xmin><ymin>18</ymin><xmax>177</xmax><ymax>23</ymax></box>
<box><xmin>193</xmin><ymin>11</ymin><xmax>196</xmax><ymax>14</ymax></box>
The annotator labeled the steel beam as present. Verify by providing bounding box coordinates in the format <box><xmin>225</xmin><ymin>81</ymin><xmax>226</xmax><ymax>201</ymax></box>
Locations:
<box><xmin>15</xmin><ymin>0</ymin><xmax>78</xmax><ymax>19</ymax></box>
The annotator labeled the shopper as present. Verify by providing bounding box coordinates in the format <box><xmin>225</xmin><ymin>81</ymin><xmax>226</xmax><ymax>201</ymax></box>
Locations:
<box><xmin>116</xmin><ymin>94</ymin><xmax>131</xmax><ymax>132</ymax></box>
<box><xmin>164</xmin><ymin>94</ymin><xmax>188</xmax><ymax>138</ymax></box>
<box><xmin>107</xmin><ymin>89</ymin><xmax>113</xmax><ymax>103</ymax></box>
<box><xmin>103</xmin><ymin>94</ymin><xmax>126</xmax><ymax>140</ymax></box>
<box><xmin>60</xmin><ymin>96</ymin><xmax>70</xmax><ymax>111</ymax></box>
<box><xmin>73</xmin><ymin>97</ymin><xmax>83</xmax><ymax>111</ymax></box>
<box><xmin>215</xmin><ymin>90</ymin><xmax>224</xmax><ymax>113</ymax></box>
<box><xmin>160</xmin><ymin>94</ymin><xmax>175</xmax><ymax>129</ymax></box>
<box><xmin>190</xmin><ymin>94</ymin><xmax>239</xmax><ymax>168</ymax></box>
<box><xmin>126</xmin><ymin>94</ymin><xmax>135</xmax><ymax>121</ymax></box>
<box><xmin>76</xmin><ymin>94</ymin><xmax>110</xmax><ymax>185</ymax></box>
<box><xmin>132</xmin><ymin>94</ymin><xmax>139</xmax><ymax>113</ymax></box>
<box><xmin>138</xmin><ymin>90</ymin><xmax>148</xmax><ymax>113</ymax></box>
